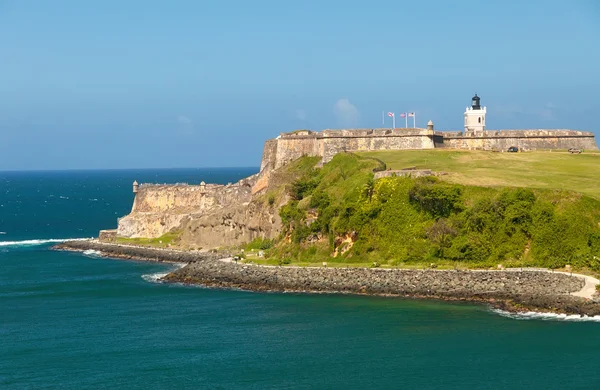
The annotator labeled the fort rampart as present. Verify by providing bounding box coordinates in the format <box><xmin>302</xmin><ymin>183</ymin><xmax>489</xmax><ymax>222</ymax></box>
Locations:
<box><xmin>257</xmin><ymin>128</ymin><xmax>598</xmax><ymax>180</ymax></box>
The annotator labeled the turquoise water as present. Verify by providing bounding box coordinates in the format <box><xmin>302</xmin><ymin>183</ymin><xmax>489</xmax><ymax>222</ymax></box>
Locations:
<box><xmin>2</xmin><ymin>169</ymin><xmax>600</xmax><ymax>389</ymax></box>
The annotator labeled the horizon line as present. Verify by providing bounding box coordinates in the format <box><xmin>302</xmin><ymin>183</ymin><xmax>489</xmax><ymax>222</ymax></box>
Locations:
<box><xmin>0</xmin><ymin>166</ymin><xmax>261</xmax><ymax>173</ymax></box>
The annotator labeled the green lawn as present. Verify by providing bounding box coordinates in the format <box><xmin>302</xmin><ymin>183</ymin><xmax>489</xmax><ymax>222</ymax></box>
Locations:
<box><xmin>358</xmin><ymin>150</ymin><xmax>600</xmax><ymax>199</ymax></box>
<box><xmin>115</xmin><ymin>231</ymin><xmax>181</xmax><ymax>248</ymax></box>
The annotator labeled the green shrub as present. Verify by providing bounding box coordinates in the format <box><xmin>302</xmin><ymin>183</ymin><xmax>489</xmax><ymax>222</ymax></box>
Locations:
<box><xmin>245</xmin><ymin>237</ymin><xmax>274</xmax><ymax>251</ymax></box>
<box><xmin>408</xmin><ymin>178</ymin><xmax>463</xmax><ymax>219</ymax></box>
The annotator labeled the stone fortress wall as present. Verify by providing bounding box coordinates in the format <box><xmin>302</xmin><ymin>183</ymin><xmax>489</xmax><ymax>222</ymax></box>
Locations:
<box><xmin>116</xmin><ymin>175</ymin><xmax>259</xmax><ymax>240</ymax></box>
<box><xmin>258</xmin><ymin>127</ymin><xmax>598</xmax><ymax>179</ymax></box>
<box><xmin>437</xmin><ymin>129</ymin><xmax>597</xmax><ymax>151</ymax></box>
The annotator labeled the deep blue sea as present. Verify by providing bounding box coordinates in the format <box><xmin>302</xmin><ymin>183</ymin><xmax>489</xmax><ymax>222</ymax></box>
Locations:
<box><xmin>2</xmin><ymin>168</ymin><xmax>600</xmax><ymax>389</ymax></box>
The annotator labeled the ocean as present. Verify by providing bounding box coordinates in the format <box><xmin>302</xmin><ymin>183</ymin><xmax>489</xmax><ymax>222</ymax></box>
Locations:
<box><xmin>1</xmin><ymin>168</ymin><xmax>600</xmax><ymax>389</ymax></box>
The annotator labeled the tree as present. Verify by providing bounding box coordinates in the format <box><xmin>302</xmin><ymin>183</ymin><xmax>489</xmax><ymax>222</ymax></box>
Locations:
<box><xmin>362</xmin><ymin>177</ymin><xmax>375</xmax><ymax>202</ymax></box>
<box><xmin>427</xmin><ymin>219</ymin><xmax>458</xmax><ymax>259</ymax></box>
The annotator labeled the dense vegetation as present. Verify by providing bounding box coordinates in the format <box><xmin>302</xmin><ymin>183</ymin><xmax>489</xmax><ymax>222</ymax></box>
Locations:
<box><xmin>264</xmin><ymin>153</ymin><xmax>600</xmax><ymax>270</ymax></box>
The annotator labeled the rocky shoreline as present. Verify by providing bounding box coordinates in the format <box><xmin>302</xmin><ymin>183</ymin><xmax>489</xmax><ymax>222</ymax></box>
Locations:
<box><xmin>53</xmin><ymin>240</ymin><xmax>228</xmax><ymax>263</ymax></box>
<box><xmin>54</xmin><ymin>240</ymin><xmax>600</xmax><ymax>316</ymax></box>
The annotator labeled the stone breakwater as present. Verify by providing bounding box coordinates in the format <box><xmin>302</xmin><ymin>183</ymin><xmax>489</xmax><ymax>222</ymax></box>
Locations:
<box><xmin>56</xmin><ymin>240</ymin><xmax>600</xmax><ymax>315</ymax></box>
<box><xmin>53</xmin><ymin>240</ymin><xmax>228</xmax><ymax>263</ymax></box>
<box><xmin>166</xmin><ymin>259</ymin><xmax>582</xmax><ymax>297</ymax></box>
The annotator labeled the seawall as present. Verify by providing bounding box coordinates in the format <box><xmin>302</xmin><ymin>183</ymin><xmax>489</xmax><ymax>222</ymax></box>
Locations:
<box><xmin>54</xmin><ymin>240</ymin><xmax>600</xmax><ymax>315</ymax></box>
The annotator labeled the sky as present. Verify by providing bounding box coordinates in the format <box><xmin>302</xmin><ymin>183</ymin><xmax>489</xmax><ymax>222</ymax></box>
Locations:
<box><xmin>0</xmin><ymin>0</ymin><xmax>599</xmax><ymax>170</ymax></box>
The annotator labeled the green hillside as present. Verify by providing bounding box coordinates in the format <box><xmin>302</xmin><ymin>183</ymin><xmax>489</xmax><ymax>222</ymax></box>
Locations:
<box><xmin>358</xmin><ymin>150</ymin><xmax>600</xmax><ymax>200</ymax></box>
<box><xmin>252</xmin><ymin>152</ymin><xmax>600</xmax><ymax>272</ymax></box>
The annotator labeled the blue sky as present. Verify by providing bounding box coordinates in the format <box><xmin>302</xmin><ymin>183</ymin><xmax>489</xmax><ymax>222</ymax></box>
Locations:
<box><xmin>0</xmin><ymin>0</ymin><xmax>599</xmax><ymax>170</ymax></box>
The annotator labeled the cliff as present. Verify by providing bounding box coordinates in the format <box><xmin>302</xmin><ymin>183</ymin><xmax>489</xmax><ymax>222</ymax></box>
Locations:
<box><xmin>111</xmin><ymin>156</ymin><xmax>322</xmax><ymax>249</ymax></box>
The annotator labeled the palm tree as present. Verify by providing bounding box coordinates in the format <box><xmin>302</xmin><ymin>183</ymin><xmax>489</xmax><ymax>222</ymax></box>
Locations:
<box><xmin>363</xmin><ymin>177</ymin><xmax>375</xmax><ymax>202</ymax></box>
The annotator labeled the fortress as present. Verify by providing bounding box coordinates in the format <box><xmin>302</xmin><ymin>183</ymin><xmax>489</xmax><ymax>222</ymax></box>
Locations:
<box><xmin>258</xmin><ymin>94</ymin><xmax>597</xmax><ymax>174</ymax></box>
<box><xmin>253</xmin><ymin>94</ymin><xmax>597</xmax><ymax>193</ymax></box>
<box><xmin>101</xmin><ymin>94</ymin><xmax>597</xmax><ymax>244</ymax></box>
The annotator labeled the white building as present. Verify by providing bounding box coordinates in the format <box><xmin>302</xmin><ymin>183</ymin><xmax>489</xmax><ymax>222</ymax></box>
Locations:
<box><xmin>464</xmin><ymin>94</ymin><xmax>486</xmax><ymax>135</ymax></box>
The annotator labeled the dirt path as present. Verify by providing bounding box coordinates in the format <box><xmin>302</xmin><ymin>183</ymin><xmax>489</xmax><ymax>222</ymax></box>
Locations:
<box><xmin>559</xmin><ymin>272</ymin><xmax>600</xmax><ymax>299</ymax></box>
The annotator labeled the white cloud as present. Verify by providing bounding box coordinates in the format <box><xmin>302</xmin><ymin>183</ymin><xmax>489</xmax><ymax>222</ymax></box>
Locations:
<box><xmin>333</xmin><ymin>98</ymin><xmax>360</xmax><ymax>127</ymax></box>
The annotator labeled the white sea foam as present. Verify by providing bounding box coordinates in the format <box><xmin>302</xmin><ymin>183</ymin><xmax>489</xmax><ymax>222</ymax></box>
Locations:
<box><xmin>491</xmin><ymin>308</ymin><xmax>600</xmax><ymax>322</ymax></box>
<box><xmin>141</xmin><ymin>263</ymin><xmax>186</xmax><ymax>284</ymax></box>
<box><xmin>0</xmin><ymin>237</ymin><xmax>91</xmax><ymax>247</ymax></box>
<box><xmin>0</xmin><ymin>232</ymin><xmax>6</xmax><ymax>235</ymax></box>
<box><xmin>59</xmin><ymin>196</ymin><xmax>69</xmax><ymax>199</ymax></box>
<box><xmin>82</xmin><ymin>249</ymin><xmax>102</xmax><ymax>257</ymax></box>
<box><xmin>142</xmin><ymin>272</ymin><xmax>170</xmax><ymax>283</ymax></box>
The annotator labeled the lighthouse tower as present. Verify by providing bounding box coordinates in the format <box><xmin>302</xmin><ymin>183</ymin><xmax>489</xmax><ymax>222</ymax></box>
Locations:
<box><xmin>464</xmin><ymin>94</ymin><xmax>486</xmax><ymax>135</ymax></box>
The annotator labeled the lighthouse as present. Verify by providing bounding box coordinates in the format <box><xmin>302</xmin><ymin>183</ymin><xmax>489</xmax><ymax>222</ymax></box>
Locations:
<box><xmin>464</xmin><ymin>94</ymin><xmax>486</xmax><ymax>135</ymax></box>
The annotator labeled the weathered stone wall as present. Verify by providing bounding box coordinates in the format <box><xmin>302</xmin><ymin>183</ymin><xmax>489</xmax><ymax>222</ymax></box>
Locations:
<box><xmin>272</xmin><ymin>136</ymin><xmax>321</xmax><ymax>169</ymax></box>
<box><xmin>321</xmin><ymin>131</ymin><xmax>435</xmax><ymax>163</ymax></box>
<box><xmin>440</xmin><ymin>129</ymin><xmax>598</xmax><ymax>151</ymax></box>
<box><xmin>112</xmin><ymin>172</ymin><xmax>280</xmax><ymax>248</ymax></box>
<box><xmin>117</xmin><ymin>175</ymin><xmax>261</xmax><ymax>240</ymax></box>
<box><xmin>374</xmin><ymin>169</ymin><xmax>433</xmax><ymax>179</ymax></box>
<box><xmin>98</xmin><ymin>229</ymin><xmax>117</xmax><ymax>243</ymax></box>
<box><xmin>258</xmin><ymin>128</ymin><xmax>597</xmax><ymax>174</ymax></box>
<box><xmin>260</xmin><ymin>139</ymin><xmax>278</xmax><ymax>172</ymax></box>
<box><xmin>265</xmin><ymin>128</ymin><xmax>436</xmax><ymax>172</ymax></box>
<box><xmin>132</xmin><ymin>184</ymin><xmax>220</xmax><ymax>213</ymax></box>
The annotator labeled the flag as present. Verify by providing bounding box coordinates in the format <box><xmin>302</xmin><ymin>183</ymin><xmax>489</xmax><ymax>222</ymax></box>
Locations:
<box><xmin>400</xmin><ymin>113</ymin><xmax>406</xmax><ymax>118</ymax></box>
<box><xmin>408</xmin><ymin>112</ymin><xmax>415</xmax><ymax>117</ymax></box>
<box><xmin>387</xmin><ymin>112</ymin><xmax>394</xmax><ymax>117</ymax></box>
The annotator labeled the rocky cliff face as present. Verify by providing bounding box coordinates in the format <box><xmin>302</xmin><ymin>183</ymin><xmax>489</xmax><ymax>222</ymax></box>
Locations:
<box><xmin>115</xmin><ymin>173</ymin><xmax>282</xmax><ymax>249</ymax></box>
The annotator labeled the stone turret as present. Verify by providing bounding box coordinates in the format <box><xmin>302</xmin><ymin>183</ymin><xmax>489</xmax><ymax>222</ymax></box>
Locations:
<box><xmin>200</xmin><ymin>181</ymin><xmax>206</xmax><ymax>195</ymax></box>
<box><xmin>427</xmin><ymin>120</ymin><xmax>434</xmax><ymax>131</ymax></box>
<box><xmin>132</xmin><ymin>180</ymin><xmax>139</xmax><ymax>194</ymax></box>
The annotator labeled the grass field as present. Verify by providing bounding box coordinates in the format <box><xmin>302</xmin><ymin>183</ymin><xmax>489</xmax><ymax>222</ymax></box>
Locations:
<box><xmin>358</xmin><ymin>149</ymin><xmax>600</xmax><ymax>199</ymax></box>
<box><xmin>115</xmin><ymin>231</ymin><xmax>181</xmax><ymax>248</ymax></box>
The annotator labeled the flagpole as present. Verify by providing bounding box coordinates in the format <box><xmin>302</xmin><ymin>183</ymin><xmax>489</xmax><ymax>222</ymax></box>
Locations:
<box><xmin>382</xmin><ymin>111</ymin><xmax>384</xmax><ymax>127</ymax></box>
<box><xmin>413</xmin><ymin>113</ymin><xmax>416</xmax><ymax>128</ymax></box>
<box><xmin>393</xmin><ymin>115</ymin><xmax>395</xmax><ymax>129</ymax></box>
<box><xmin>405</xmin><ymin>114</ymin><xmax>408</xmax><ymax>128</ymax></box>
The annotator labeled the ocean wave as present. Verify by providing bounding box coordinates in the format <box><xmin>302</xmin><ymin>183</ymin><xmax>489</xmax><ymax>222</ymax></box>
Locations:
<box><xmin>491</xmin><ymin>308</ymin><xmax>600</xmax><ymax>322</ymax></box>
<box><xmin>82</xmin><ymin>249</ymin><xmax>103</xmax><ymax>257</ymax></box>
<box><xmin>0</xmin><ymin>232</ymin><xmax>6</xmax><ymax>234</ymax></box>
<box><xmin>142</xmin><ymin>272</ymin><xmax>170</xmax><ymax>283</ymax></box>
<box><xmin>0</xmin><ymin>237</ymin><xmax>91</xmax><ymax>247</ymax></box>
<box><xmin>142</xmin><ymin>263</ymin><xmax>186</xmax><ymax>284</ymax></box>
